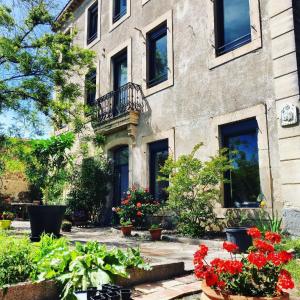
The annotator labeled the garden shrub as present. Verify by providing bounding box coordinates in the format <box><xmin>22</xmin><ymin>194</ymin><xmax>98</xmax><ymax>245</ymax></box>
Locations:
<box><xmin>66</xmin><ymin>156</ymin><xmax>112</xmax><ymax>224</ymax></box>
<box><xmin>160</xmin><ymin>143</ymin><xmax>231</xmax><ymax>237</ymax></box>
<box><xmin>0</xmin><ymin>232</ymin><xmax>33</xmax><ymax>287</ymax></box>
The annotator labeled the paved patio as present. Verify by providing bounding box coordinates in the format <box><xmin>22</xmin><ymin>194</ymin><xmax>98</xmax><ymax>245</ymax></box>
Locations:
<box><xmin>11</xmin><ymin>221</ymin><xmax>229</xmax><ymax>272</ymax></box>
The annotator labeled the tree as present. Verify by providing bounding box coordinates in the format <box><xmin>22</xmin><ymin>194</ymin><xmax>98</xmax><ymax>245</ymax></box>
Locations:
<box><xmin>159</xmin><ymin>144</ymin><xmax>232</xmax><ymax>237</ymax></box>
<box><xmin>0</xmin><ymin>0</ymin><xmax>95</xmax><ymax>131</ymax></box>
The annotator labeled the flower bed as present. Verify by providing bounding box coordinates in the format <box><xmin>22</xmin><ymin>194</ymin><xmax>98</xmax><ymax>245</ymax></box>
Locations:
<box><xmin>194</xmin><ymin>228</ymin><xmax>295</xmax><ymax>298</ymax></box>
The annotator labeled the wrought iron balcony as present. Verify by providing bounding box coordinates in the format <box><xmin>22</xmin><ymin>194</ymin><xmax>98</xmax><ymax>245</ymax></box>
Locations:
<box><xmin>94</xmin><ymin>82</ymin><xmax>145</xmax><ymax>124</ymax></box>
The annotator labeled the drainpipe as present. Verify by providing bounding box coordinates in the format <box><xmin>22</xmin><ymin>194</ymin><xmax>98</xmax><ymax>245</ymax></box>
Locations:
<box><xmin>264</xmin><ymin>103</ymin><xmax>275</xmax><ymax>217</ymax></box>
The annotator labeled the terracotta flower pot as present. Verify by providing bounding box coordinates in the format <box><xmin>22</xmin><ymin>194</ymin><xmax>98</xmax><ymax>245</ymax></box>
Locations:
<box><xmin>121</xmin><ymin>225</ymin><xmax>133</xmax><ymax>236</ymax></box>
<box><xmin>149</xmin><ymin>228</ymin><xmax>162</xmax><ymax>241</ymax></box>
<box><xmin>201</xmin><ymin>281</ymin><xmax>289</xmax><ymax>300</ymax></box>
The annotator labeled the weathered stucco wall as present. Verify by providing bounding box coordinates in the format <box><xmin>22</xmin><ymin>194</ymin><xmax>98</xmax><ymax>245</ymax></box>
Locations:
<box><xmin>59</xmin><ymin>0</ymin><xmax>300</xmax><ymax>234</ymax></box>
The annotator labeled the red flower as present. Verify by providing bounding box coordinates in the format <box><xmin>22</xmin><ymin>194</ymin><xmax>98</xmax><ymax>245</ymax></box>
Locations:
<box><xmin>267</xmin><ymin>252</ymin><xmax>282</xmax><ymax>266</ymax></box>
<box><xmin>265</xmin><ymin>232</ymin><xmax>281</xmax><ymax>244</ymax></box>
<box><xmin>205</xmin><ymin>271</ymin><xmax>219</xmax><ymax>287</ymax></box>
<box><xmin>253</xmin><ymin>239</ymin><xmax>274</xmax><ymax>253</ymax></box>
<box><xmin>277</xmin><ymin>270</ymin><xmax>295</xmax><ymax>290</ymax></box>
<box><xmin>198</xmin><ymin>244</ymin><xmax>208</xmax><ymax>258</ymax></box>
<box><xmin>278</xmin><ymin>251</ymin><xmax>293</xmax><ymax>264</ymax></box>
<box><xmin>136</xmin><ymin>211</ymin><xmax>142</xmax><ymax>217</ymax></box>
<box><xmin>121</xmin><ymin>199</ymin><xmax>130</xmax><ymax>205</ymax></box>
<box><xmin>247</xmin><ymin>227</ymin><xmax>262</xmax><ymax>239</ymax></box>
<box><xmin>217</xmin><ymin>281</ymin><xmax>226</xmax><ymax>289</ymax></box>
<box><xmin>225</xmin><ymin>260</ymin><xmax>243</xmax><ymax>275</ymax></box>
<box><xmin>248</xmin><ymin>252</ymin><xmax>267</xmax><ymax>269</ymax></box>
<box><xmin>223</xmin><ymin>241</ymin><xmax>239</xmax><ymax>253</ymax></box>
<box><xmin>211</xmin><ymin>258</ymin><xmax>223</xmax><ymax>268</ymax></box>
<box><xmin>136</xmin><ymin>202</ymin><xmax>142</xmax><ymax>208</ymax></box>
<box><xmin>194</xmin><ymin>263</ymin><xmax>207</xmax><ymax>279</ymax></box>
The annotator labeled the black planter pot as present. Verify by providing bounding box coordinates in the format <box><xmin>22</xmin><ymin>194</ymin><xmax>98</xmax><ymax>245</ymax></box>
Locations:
<box><xmin>28</xmin><ymin>205</ymin><xmax>66</xmax><ymax>242</ymax></box>
<box><xmin>225</xmin><ymin>227</ymin><xmax>252</xmax><ymax>253</ymax></box>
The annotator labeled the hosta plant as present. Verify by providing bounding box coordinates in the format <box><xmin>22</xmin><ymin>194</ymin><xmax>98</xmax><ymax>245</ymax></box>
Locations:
<box><xmin>194</xmin><ymin>228</ymin><xmax>294</xmax><ymax>297</ymax></box>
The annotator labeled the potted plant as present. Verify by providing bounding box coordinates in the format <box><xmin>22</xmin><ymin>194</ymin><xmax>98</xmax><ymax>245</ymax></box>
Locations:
<box><xmin>61</xmin><ymin>220</ymin><xmax>72</xmax><ymax>232</ymax></box>
<box><xmin>19</xmin><ymin>133</ymin><xmax>75</xmax><ymax>241</ymax></box>
<box><xmin>120</xmin><ymin>219</ymin><xmax>133</xmax><ymax>236</ymax></box>
<box><xmin>112</xmin><ymin>187</ymin><xmax>161</xmax><ymax>230</ymax></box>
<box><xmin>0</xmin><ymin>211</ymin><xmax>14</xmax><ymax>229</ymax></box>
<box><xmin>224</xmin><ymin>209</ymin><xmax>253</xmax><ymax>253</ymax></box>
<box><xmin>149</xmin><ymin>224</ymin><xmax>162</xmax><ymax>241</ymax></box>
<box><xmin>194</xmin><ymin>228</ymin><xmax>294</xmax><ymax>300</ymax></box>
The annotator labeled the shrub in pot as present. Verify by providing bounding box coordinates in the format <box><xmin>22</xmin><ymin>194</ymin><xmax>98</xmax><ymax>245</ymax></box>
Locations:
<box><xmin>149</xmin><ymin>224</ymin><xmax>162</xmax><ymax>241</ymax></box>
<box><xmin>18</xmin><ymin>133</ymin><xmax>75</xmax><ymax>241</ymax></box>
<box><xmin>120</xmin><ymin>219</ymin><xmax>133</xmax><ymax>237</ymax></box>
<box><xmin>0</xmin><ymin>211</ymin><xmax>14</xmax><ymax>229</ymax></box>
<box><xmin>61</xmin><ymin>220</ymin><xmax>72</xmax><ymax>232</ymax></box>
<box><xmin>194</xmin><ymin>228</ymin><xmax>295</xmax><ymax>300</ymax></box>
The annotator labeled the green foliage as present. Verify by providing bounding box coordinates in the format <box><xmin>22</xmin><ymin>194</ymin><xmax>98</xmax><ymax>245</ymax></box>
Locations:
<box><xmin>0</xmin><ymin>232</ymin><xmax>33</xmax><ymax>288</ymax></box>
<box><xmin>0</xmin><ymin>0</ymin><xmax>95</xmax><ymax>133</ymax></box>
<box><xmin>66</xmin><ymin>155</ymin><xmax>112</xmax><ymax>223</ymax></box>
<box><xmin>18</xmin><ymin>133</ymin><xmax>75</xmax><ymax>204</ymax></box>
<box><xmin>225</xmin><ymin>209</ymin><xmax>252</xmax><ymax>228</ymax></box>
<box><xmin>30</xmin><ymin>235</ymin><xmax>150</xmax><ymax>300</ymax></box>
<box><xmin>159</xmin><ymin>143</ymin><xmax>232</xmax><ymax>237</ymax></box>
<box><xmin>254</xmin><ymin>204</ymin><xmax>283</xmax><ymax>234</ymax></box>
<box><xmin>114</xmin><ymin>187</ymin><xmax>161</xmax><ymax>228</ymax></box>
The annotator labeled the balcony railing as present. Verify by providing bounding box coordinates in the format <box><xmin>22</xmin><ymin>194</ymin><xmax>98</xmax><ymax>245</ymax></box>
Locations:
<box><xmin>95</xmin><ymin>82</ymin><xmax>145</xmax><ymax>124</ymax></box>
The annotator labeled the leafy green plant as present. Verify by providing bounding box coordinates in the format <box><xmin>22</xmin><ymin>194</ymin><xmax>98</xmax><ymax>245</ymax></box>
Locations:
<box><xmin>30</xmin><ymin>235</ymin><xmax>150</xmax><ymax>300</ymax></box>
<box><xmin>159</xmin><ymin>143</ymin><xmax>231</xmax><ymax>237</ymax></box>
<box><xmin>254</xmin><ymin>202</ymin><xmax>283</xmax><ymax>234</ymax></box>
<box><xmin>0</xmin><ymin>211</ymin><xmax>14</xmax><ymax>221</ymax></box>
<box><xmin>18</xmin><ymin>133</ymin><xmax>75</xmax><ymax>205</ymax></box>
<box><xmin>150</xmin><ymin>224</ymin><xmax>161</xmax><ymax>230</ymax></box>
<box><xmin>0</xmin><ymin>232</ymin><xmax>33</xmax><ymax>288</ymax></box>
<box><xmin>120</xmin><ymin>219</ymin><xmax>132</xmax><ymax>226</ymax></box>
<box><xmin>66</xmin><ymin>156</ymin><xmax>112</xmax><ymax>223</ymax></box>
<box><xmin>113</xmin><ymin>187</ymin><xmax>161</xmax><ymax>228</ymax></box>
<box><xmin>225</xmin><ymin>209</ymin><xmax>251</xmax><ymax>228</ymax></box>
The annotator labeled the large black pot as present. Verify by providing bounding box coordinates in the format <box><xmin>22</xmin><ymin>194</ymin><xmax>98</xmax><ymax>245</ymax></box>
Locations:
<box><xmin>28</xmin><ymin>205</ymin><xmax>66</xmax><ymax>242</ymax></box>
<box><xmin>225</xmin><ymin>227</ymin><xmax>252</xmax><ymax>253</ymax></box>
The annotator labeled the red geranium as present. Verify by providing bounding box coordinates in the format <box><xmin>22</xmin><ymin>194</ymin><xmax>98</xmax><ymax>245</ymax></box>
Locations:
<box><xmin>224</xmin><ymin>260</ymin><xmax>243</xmax><ymax>275</ymax></box>
<box><xmin>277</xmin><ymin>270</ymin><xmax>295</xmax><ymax>290</ymax></box>
<box><xmin>223</xmin><ymin>241</ymin><xmax>239</xmax><ymax>253</ymax></box>
<box><xmin>247</xmin><ymin>227</ymin><xmax>262</xmax><ymax>239</ymax></box>
<box><xmin>248</xmin><ymin>252</ymin><xmax>267</xmax><ymax>269</ymax></box>
<box><xmin>265</xmin><ymin>232</ymin><xmax>281</xmax><ymax>244</ymax></box>
<box><xmin>136</xmin><ymin>202</ymin><xmax>142</xmax><ymax>208</ymax></box>
<box><xmin>278</xmin><ymin>251</ymin><xmax>293</xmax><ymax>264</ymax></box>
<box><xmin>205</xmin><ymin>270</ymin><xmax>218</xmax><ymax>287</ymax></box>
<box><xmin>136</xmin><ymin>211</ymin><xmax>142</xmax><ymax>217</ymax></box>
<box><xmin>253</xmin><ymin>239</ymin><xmax>274</xmax><ymax>253</ymax></box>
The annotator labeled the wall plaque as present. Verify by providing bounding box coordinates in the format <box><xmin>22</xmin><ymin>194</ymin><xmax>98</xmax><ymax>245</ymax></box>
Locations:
<box><xmin>281</xmin><ymin>104</ymin><xmax>298</xmax><ymax>127</ymax></box>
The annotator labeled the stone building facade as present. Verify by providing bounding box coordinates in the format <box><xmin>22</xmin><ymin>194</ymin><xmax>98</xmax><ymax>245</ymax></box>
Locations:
<box><xmin>57</xmin><ymin>0</ymin><xmax>300</xmax><ymax>235</ymax></box>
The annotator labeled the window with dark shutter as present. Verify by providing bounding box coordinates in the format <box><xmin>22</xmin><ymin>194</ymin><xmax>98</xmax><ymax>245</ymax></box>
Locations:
<box><xmin>215</xmin><ymin>0</ymin><xmax>251</xmax><ymax>56</ymax></box>
<box><xmin>147</xmin><ymin>22</ymin><xmax>168</xmax><ymax>88</ymax></box>
<box><xmin>87</xmin><ymin>2</ymin><xmax>98</xmax><ymax>44</ymax></box>
<box><xmin>85</xmin><ymin>69</ymin><xmax>97</xmax><ymax>106</ymax></box>
<box><xmin>113</xmin><ymin>0</ymin><xmax>127</xmax><ymax>23</ymax></box>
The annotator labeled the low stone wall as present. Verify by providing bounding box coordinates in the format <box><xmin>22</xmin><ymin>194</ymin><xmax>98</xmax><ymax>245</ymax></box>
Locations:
<box><xmin>0</xmin><ymin>280</ymin><xmax>59</xmax><ymax>300</ymax></box>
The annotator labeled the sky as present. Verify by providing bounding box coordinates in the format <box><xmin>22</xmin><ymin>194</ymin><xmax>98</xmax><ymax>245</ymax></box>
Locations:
<box><xmin>0</xmin><ymin>0</ymin><xmax>69</xmax><ymax>139</ymax></box>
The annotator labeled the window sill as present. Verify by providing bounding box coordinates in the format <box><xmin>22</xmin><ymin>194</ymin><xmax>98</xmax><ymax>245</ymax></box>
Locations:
<box><xmin>109</xmin><ymin>12</ymin><xmax>130</xmax><ymax>32</ymax></box>
<box><xmin>143</xmin><ymin>77</ymin><xmax>173</xmax><ymax>97</ymax></box>
<box><xmin>85</xmin><ymin>36</ymin><xmax>100</xmax><ymax>49</ymax></box>
<box><xmin>209</xmin><ymin>38</ymin><xmax>262</xmax><ymax>69</ymax></box>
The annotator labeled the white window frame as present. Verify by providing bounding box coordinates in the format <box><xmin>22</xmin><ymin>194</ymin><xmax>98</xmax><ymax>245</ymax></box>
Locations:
<box><xmin>85</xmin><ymin>0</ymin><xmax>101</xmax><ymax>49</ymax></box>
<box><xmin>109</xmin><ymin>0</ymin><xmax>131</xmax><ymax>32</ymax></box>
<box><xmin>107</xmin><ymin>39</ymin><xmax>132</xmax><ymax>92</ymax></box>
<box><xmin>211</xmin><ymin>104</ymin><xmax>272</xmax><ymax>209</ymax></box>
<box><xmin>207</xmin><ymin>0</ymin><xmax>262</xmax><ymax>69</ymax></box>
<box><xmin>142</xmin><ymin>10</ymin><xmax>174</xmax><ymax>97</ymax></box>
